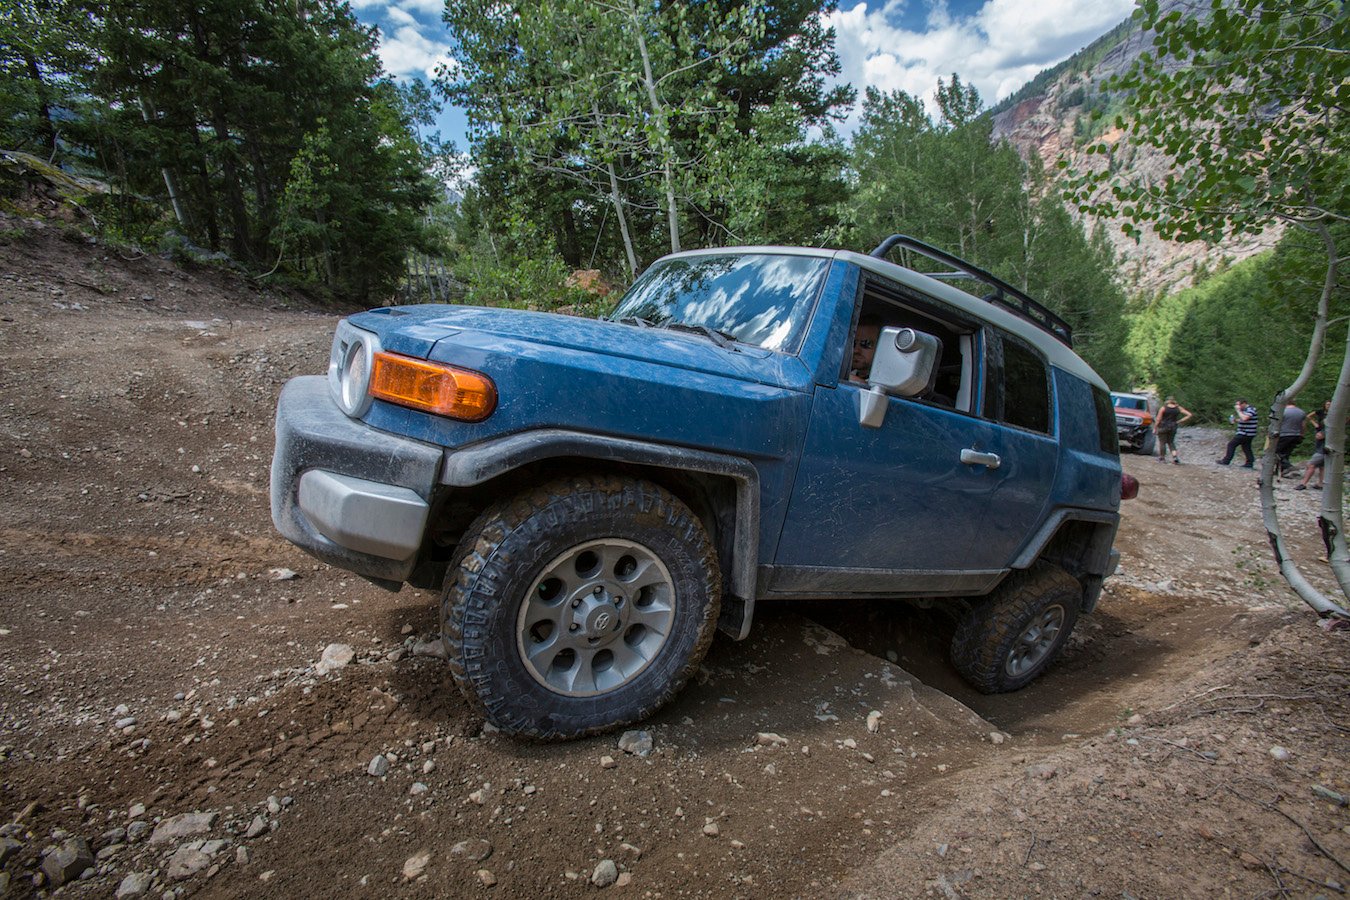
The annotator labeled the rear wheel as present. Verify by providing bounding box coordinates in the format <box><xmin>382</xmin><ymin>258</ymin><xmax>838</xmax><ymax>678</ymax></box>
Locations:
<box><xmin>441</xmin><ymin>475</ymin><xmax>720</xmax><ymax>739</ymax></box>
<box><xmin>950</xmin><ymin>562</ymin><xmax>1082</xmax><ymax>693</ymax></box>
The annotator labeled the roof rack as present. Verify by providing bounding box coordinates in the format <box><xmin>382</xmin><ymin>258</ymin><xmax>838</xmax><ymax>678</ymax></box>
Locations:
<box><xmin>868</xmin><ymin>234</ymin><xmax>1073</xmax><ymax>347</ymax></box>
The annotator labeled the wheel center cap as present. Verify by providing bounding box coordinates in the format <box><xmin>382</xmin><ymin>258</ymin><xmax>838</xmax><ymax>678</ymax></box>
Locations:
<box><xmin>573</xmin><ymin>586</ymin><xmax>626</xmax><ymax>640</ymax></box>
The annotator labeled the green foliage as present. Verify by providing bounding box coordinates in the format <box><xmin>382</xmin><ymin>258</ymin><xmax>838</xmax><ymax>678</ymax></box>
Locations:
<box><xmin>449</xmin><ymin>201</ymin><xmax>597</xmax><ymax>312</ymax></box>
<box><xmin>2</xmin><ymin>0</ymin><xmax>440</xmax><ymax>302</ymax></box>
<box><xmin>1125</xmin><ymin>227</ymin><xmax>1348</xmax><ymax>421</ymax></box>
<box><xmin>440</xmin><ymin>0</ymin><xmax>853</xmax><ymax>282</ymax></box>
<box><xmin>840</xmin><ymin>81</ymin><xmax>1130</xmax><ymax>384</ymax></box>
<box><xmin>0</xmin><ymin>0</ymin><xmax>98</xmax><ymax>157</ymax></box>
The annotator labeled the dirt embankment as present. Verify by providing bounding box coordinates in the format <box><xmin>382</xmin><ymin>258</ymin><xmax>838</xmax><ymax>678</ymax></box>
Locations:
<box><xmin>0</xmin><ymin>217</ymin><xmax>1346</xmax><ymax>899</ymax></box>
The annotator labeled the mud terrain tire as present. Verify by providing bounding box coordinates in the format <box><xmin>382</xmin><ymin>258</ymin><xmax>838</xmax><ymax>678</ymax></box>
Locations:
<box><xmin>1139</xmin><ymin>431</ymin><xmax>1156</xmax><ymax>455</ymax></box>
<box><xmin>442</xmin><ymin>475</ymin><xmax>720</xmax><ymax>739</ymax></box>
<box><xmin>950</xmin><ymin>562</ymin><xmax>1082</xmax><ymax>693</ymax></box>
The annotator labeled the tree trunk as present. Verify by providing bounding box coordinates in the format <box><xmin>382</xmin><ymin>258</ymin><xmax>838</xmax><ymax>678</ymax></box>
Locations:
<box><xmin>23</xmin><ymin>51</ymin><xmax>57</xmax><ymax>160</ymax></box>
<box><xmin>1256</xmin><ymin>220</ymin><xmax>1348</xmax><ymax>619</ymax></box>
<box><xmin>188</xmin><ymin>125</ymin><xmax>221</xmax><ymax>251</ymax></box>
<box><xmin>559</xmin><ymin>204</ymin><xmax>581</xmax><ymax>267</ymax></box>
<box><xmin>629</xmin><ymin>1</ymin><xmax>681</xmax><ymax>253</ymax></box>
<box><xmin>138</xmin><ymin>97</ymin><xmax>189</xmax><ymax>229</ymax></box>
<box><xmin>595</xmin><ymin>106</ymin><xmax>639</xmax><ymax>278</ymax></box>
<box><xmin>1313</xmin><ymin>222</ymin><xmax>1349</xmax><ymax>600</ymax></box>
<box><xmin>209</xmin><ymin>103</ymin><xmax>253</xmax><ymax>262</ymax></box>
<box><xmin>316</xmin><ymin>207</ymin><xmax>334</xmax><ymax>286</ymax></box>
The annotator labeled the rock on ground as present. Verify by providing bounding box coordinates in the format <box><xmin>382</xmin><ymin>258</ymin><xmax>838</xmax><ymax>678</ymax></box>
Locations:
<box><xmin>149</xmin><ymin>812</ymin><xmax>216</xmax><ymax>845</ymax></box>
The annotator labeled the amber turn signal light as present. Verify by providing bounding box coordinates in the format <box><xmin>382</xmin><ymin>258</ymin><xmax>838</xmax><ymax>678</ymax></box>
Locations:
<box><xmin>369</xmin><ymin>352</ymin><xmax>497</xmax><ymax>422</ymax></box>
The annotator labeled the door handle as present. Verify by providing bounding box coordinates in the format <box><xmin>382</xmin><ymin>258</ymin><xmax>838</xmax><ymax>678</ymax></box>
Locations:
<box><xmin>960</xmin><ymin>448</ymin><xmax>1001</xmax><ymax>469</ymax></box>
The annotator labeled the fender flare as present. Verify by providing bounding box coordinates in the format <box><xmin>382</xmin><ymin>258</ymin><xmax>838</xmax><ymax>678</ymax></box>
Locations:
<box><xmin>440</xmin><ymin>429</ymin><xmax>760</xmax><ymax>639</ymax></box>
<box><xmin>1011</xmin><ymin>508</ymin><xmax>1120</xmax><ymax>614</ymax></box>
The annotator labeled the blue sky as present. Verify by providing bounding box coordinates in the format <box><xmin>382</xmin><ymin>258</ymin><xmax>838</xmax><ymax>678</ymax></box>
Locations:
<box><xmin>351</xmin><ymin>0</ymin><xmax>1137</xmax><ymax>151</ymax></box>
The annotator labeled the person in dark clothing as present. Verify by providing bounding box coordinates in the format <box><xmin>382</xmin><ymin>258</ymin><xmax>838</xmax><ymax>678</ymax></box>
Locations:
<box><xmin>1154</xmin><ymin>396</ymin><xmax>1193</xmax><ymax>464</ymax></box>
<box><xmin>1276</xmin><ymin>402</ymin><xmax>1307</xmax><ymax>476</ymax></box>
<box><xmin>1296</xmin><ymin>401</ymin><xmax>1330</xmax><ymax>490</ymax></box>
<box><xmin>1217</xmin><ymin>398</ymin><xmax>1258</xmax><ymax>467</ymax></box>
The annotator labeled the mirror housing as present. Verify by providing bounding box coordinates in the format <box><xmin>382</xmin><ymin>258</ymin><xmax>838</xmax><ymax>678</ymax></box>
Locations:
<box><xmin>858</xmin><ymin>327</ymin><xmax>942</xmax><ymax>428</ymax></box>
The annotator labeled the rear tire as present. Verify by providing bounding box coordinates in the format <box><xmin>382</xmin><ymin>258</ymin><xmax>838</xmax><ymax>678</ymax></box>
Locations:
<box><xmin>441</xmin><ymin>475</ymin><xmax>720</xmax><ymax>739</ymax></box>
<box><xmin>950</xmin><ymin>562</ymin><xmax>1082</xmax><ymax>693</ymax></box>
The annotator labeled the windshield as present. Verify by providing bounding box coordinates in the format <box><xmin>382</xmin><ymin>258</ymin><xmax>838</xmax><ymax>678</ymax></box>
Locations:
<box><xmin>1112</xmin><ymin>395</ymin><xmax>1147</xmax><ymax>411</ymax></box>
<box><xmin>610</xmin><ymin>253</ymin><xmax>830</xmax><ymax>354</ymax></box>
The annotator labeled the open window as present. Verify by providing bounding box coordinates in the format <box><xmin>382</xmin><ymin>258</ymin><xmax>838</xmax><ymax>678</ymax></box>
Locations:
<box><xmin>846</xmin><ymin>275</ymin><xmax>979</xmax><ymax>413</ymax></box>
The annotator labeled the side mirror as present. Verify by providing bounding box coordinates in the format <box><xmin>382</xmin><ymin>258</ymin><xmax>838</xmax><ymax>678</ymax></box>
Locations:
<box><xmin>858</xmin><ymin>327</ymin><xmax>942</xmax><ymax>428</ymax></box>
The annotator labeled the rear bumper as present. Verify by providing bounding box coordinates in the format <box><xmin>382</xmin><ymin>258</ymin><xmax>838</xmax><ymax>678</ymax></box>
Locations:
<box><xmin>270</xmin><ymin>377</ymin><xmax>444</xmax><ymax>583</ymax></box>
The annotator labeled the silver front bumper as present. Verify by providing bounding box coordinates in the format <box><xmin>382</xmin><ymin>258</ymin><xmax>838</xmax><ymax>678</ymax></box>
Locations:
<box><xmin>297</xmin><ymin>470</ymin><xmax>429</xmax><ymax>561</ymax></box>
<box><xmin>270</xmin><ymin>376</ymin><xmax>444</xmax><ymax>584</ymax></box>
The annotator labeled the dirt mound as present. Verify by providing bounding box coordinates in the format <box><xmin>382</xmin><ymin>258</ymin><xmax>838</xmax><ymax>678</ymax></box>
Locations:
<box><xmin>0</xmin><ymin>217</ymin><xmax>1345</xmax><ymax>898</ymax></box>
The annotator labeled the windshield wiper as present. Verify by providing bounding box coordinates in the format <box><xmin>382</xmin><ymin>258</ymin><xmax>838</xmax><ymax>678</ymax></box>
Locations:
<box><xmin>611</xmin><ymin>315</ymin><xmax>659</xmax><ymax>328</ymax></box>
<box><xmin>663</xmin><ymin>321</ymin><xmax>737</xmax><ymax>349</ymax></box>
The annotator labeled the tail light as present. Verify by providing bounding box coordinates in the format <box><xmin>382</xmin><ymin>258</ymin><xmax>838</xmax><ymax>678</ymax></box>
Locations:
<box><xmin>1121</xmin><ymin>472</ymin><xmax>1139</xmax><ymax>500</ymax></box>
<box><xmin>369</xmin><ymin>352</ymin><xmax>497</xmax><ymax>422</ymax></box>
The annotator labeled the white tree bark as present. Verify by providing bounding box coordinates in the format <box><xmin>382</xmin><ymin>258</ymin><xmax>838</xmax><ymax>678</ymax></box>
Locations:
<box><xmin>628</xmin><ymin>0</ymin><xmax>681</xmax><ymax>253</ymax></box>
<box><xmin>1256</xmin><ymin>220</ymin><xmax>1348</xmax><ymax>619</ymax></box>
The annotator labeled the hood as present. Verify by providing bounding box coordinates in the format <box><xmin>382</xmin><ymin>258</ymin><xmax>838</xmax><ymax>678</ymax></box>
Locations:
<box><xmin>348</xmin><ymin>304</ymin><xmax>810</xmax><ymax>391</ymax></box>
<box><xmin>1114</xmin><ymin>407</ymin><xmax>1153</xmax><ymax>423</ymax></box>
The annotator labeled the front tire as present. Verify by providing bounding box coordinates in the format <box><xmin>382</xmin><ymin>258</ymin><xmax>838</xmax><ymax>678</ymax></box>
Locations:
<box><xmin>441</xmin><ymin>475</ymin><xmax>720</xmax><ymax>739</ymax></box>
<box><xmin>1139</xmin><ymin>431</ymin><xmax>1156</xmax><ymax>455</ymax></box>
<box><xmin>950</xmin><ymin>562</ymin><xmax>1082</xmax><ymax>693</ymax></box>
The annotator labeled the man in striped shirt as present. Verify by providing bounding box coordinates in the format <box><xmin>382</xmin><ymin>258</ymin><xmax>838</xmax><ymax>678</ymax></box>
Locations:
<box><xmin>1217</xmin><ymin>399</ymin><xmax>1258</xmax><ymax>467</ymax></box>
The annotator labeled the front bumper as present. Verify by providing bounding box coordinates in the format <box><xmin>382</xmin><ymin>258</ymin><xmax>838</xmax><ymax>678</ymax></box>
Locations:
<box><xmin>1116</xmin><ymin>420</ymin><xmax>1149</xmax><ymax>447</ymax></box>
<box><xmin>270</xmin><ymin>376</ymin><xmax>444</xmax><ymax>583</ymax></box>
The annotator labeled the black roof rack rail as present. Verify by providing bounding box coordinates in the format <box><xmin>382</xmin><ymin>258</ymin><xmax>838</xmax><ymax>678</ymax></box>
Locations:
<box><xmin>868</xmin><ymin>234</ymin><xmax>1073</xmax><ymax>347</ymax></box>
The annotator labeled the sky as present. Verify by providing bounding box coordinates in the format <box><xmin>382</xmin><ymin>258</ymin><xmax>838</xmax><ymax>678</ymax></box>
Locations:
<box><xmin>351</xmin><ymin>0</ymin><xmax>1137</xmax><ymax>150</ymax></box>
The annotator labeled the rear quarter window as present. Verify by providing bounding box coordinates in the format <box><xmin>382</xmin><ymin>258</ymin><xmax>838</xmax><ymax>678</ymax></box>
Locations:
<box><xmin>1093</xmin><ymin>386</ymin><xmax>1120</xmax><ymax>454</ymax></box>
<box><xmin>1000</xmin><ymin>337</ymin><xmax>1051</xmax><ymax>433</ymax></box>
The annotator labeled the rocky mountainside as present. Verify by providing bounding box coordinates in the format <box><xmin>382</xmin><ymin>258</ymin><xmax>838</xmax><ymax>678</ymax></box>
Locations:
<box><xmin>989</xmin><ymin>0</ymin><xmax>1282</xmax><ymax>297</ymax></box>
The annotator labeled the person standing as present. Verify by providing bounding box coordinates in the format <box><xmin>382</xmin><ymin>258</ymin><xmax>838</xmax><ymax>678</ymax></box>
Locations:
<box><xmin>1276</xmin><ymin>402</ymin><xmax>1307</xmax><ymax>477</ymax></box>
<box><xmin>1217</xmin><ymin>398</ymin><xmax>1259</xmax><ymax>467</ymax></box>
<box><xmin>1296</xmin><ymin>401</ymin><xmax>1330</xmax><ymax>490</ymax></box>
<box><xmin>1154</xmin><ymin>396</ymin><xmax>1193</xmax><ymax>464</ymax></box>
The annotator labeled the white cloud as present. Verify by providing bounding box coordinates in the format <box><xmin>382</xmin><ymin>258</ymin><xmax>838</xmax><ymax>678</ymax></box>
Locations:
<box><xmin>386</xmin><ymin>6</ymin><xmax>418</xmax><ymax>27</ymax></box>
<box><xmin>397</xmin><ymin>0</ymin><xmax>447</xmax><ymax>16</ymax></box>
<box><xmin>347</xmin><ymin>0</ymin><xmax>390</xmax><ymax>10</ymax></box>
<box><xmin>378</xmin><ymin>25</ymin><xmax>454</xmax><ymax>80</ymax></box>
<box><xmin>826</xmin><ymin>0</ymin><xmax>1134</xmax><ymax>133</ymax></box>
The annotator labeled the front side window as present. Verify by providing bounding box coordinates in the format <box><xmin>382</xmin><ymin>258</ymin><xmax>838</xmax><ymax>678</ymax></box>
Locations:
<box><xmin>848</xmin><ymin>277</ymin><xmax>979</xmax><ymax>412</ymax></box>
<box><xmin>610</xmin><ymin>254</ymin><xmax>830</xmax><ymax>354</ymax></box>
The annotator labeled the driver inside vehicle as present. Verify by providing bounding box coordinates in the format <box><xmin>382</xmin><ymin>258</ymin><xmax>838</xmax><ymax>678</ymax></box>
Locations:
<box><xmin>848</xmin><ymin>314</ymin><xmax>881</xmax><ymax>384</ymax></box>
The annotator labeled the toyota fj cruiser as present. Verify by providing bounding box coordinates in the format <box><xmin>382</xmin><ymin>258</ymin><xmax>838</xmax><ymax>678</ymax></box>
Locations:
<box><xmin>271</xmin><ymin>235</ymin><xmax>1131</xmax><ymax>738</ymax></box>
<box><xmin>1111</xmin><ymin>391</ymin><xmax>1159</xmax><ymax>454</ymax></box>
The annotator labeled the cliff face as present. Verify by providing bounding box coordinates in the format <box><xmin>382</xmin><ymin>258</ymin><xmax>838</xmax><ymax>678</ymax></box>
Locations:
<box><xmin>988</xmin><ymin>0</ymin><xmax>1281</xmax><ymax>297</ymax></box>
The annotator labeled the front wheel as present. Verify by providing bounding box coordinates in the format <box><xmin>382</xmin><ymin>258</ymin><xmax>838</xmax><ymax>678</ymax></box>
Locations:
<box><xmin>441</xmin><ymin>475</ymin><xmax>720</xmax><ymax>739</ymax></box>
<box><xmin>949</xmin><ymin>562</ymin><xmax>1082</xmax><ymax>693</ymax></box>
<box><xmin>1139</xmin><ymin>431</ymin><xmax>1156</xmax><ymax>455</ymax></box>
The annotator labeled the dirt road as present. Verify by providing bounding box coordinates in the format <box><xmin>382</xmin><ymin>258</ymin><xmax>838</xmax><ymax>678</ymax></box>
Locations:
<box><xmin>1</xmin><ymin>217</ymin><xmax>1346</xmax><ymax>898</ymax></box>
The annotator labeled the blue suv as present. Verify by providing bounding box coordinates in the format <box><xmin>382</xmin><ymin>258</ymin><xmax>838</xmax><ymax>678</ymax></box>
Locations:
<box><xmin>271</xmin><ymin>236</ymin><xmax>1128</xmax><ymax>738</ymax></box>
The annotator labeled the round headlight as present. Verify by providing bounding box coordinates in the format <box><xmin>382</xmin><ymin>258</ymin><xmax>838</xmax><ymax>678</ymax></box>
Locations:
<box><xmin>340</xmin><ymin>340</ymin><xmax>369</xmax><ymax>413</ymax></box>
<box><xmin>328</xmin><ymin>322</ymin><xmax>378</xmax><ymax>417</ymax></box>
